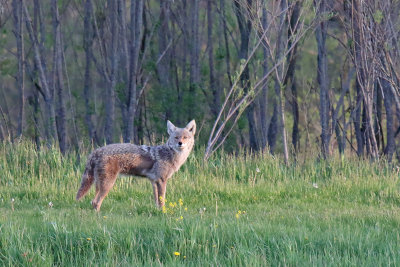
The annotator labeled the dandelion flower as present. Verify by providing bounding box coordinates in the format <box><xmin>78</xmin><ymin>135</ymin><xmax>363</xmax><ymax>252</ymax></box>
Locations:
<box><xmin>183</xmin><ymin>256</ymin><xmax>186</xmax><ymax>259</ymax></box>
<box><xmin>48</xmin><ymin>202</ymin><xmax>53</xmax><ymax>208</ymax></box>
<box><xmin>235</xmin><ymin>213</ymin><xmax>240</xmax><ymax>219</ymax></box>
<box><xmin>256</xmin><ymin>167</ymin><xmax>260</xmax><ymax>173</ymax></box>
<box><xmin>312</xmin><ymin>183</ymin><xmax>318</xmax><ymax>189</ymax></box>
<box><xmin>179</xmin><ymin>198</ymin><xmax>183</xmax><ymax>206</ymax></box>
<box><xmin>184</xmin><ymin>207</ymin><xmax>188</xmax><ymax>211</ymax></box>
<box><xmin>103</xmin><ymin>216</ymin><xmax>107</xmax><ymax>219</ymax></box>
<box><xmin>174</xmin><ymin>251</ymin><xmax>180</xmax><ymax>256</ymax></box>
<box><xmin>86</xmin><ymin>237</ymin><xmax>92</xmax><ymax>241</ymax></box>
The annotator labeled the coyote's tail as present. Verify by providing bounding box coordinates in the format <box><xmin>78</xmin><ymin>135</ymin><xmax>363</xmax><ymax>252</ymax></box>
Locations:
<box><xmin>76</xmin><ymin>155</ymin><xmax>95</xmax><ymax>200</ymax></box>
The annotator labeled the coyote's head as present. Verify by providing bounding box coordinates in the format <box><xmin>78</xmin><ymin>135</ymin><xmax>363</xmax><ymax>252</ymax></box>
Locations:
<box><xmin>167</xmin><ymin>120</ymin><xmax>196</xmax><ymax>152</ymax></box>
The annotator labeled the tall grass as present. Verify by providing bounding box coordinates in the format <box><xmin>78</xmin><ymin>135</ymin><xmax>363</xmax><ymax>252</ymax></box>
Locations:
<box><xmin>0</xmin><ymin>140</ymin><xmax>399</xmax><ymax>266</ymax></box>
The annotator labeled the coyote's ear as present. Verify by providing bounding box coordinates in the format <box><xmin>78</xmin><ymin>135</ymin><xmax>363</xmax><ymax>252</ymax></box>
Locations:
<box><xmin>185</xmin><ymin>120</ymin><xmax>196</xmax><ymax>136</ymax></box>
<box><xmin>167</xmin><ymin>120</ymin><xmax>176</xmax><ymax>135</ymax></box>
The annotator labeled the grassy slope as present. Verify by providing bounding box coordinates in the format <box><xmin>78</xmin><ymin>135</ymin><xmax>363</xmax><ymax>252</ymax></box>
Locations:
<box><xmin>0</xmin><ymin>141</ymin><xmax>400</xmax><ymax>266</ymax></box>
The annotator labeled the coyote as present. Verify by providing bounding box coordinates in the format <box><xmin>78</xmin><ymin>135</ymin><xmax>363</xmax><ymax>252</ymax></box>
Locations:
<box><xmin>76</xmin><ymin>120</ymin><xmax>196</xmax><ymax>211</ymax></box>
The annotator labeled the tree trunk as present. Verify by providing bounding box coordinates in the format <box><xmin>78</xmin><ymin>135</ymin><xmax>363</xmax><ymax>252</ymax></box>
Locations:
<box><xmin>220</xmin><ymin>0</ymin><xmax>233</xmax><ymax>88</ymax></box>
<box><xmin>189</xmin><ymin>0</ymin><xmax>200</xmax><ymax>120</ymax></box>
<box><xmin>157</xmin><ymin>0</ymin><xmax>171</xmax><ymax>121</ymax></box>
<box><xmin>333</xmin><ymin>68</ymin><xmax>354</xmax><ymax>155</ymax></box>
<box><xmin>382</xmin><ymin>79</ymin><xmax>395</xmax><ymax>161</ymax></box>
<box><xmin>105</xmin><ymin>0</ymin><xmax>118</xmax><ymax>143</ymax></box>
<box><xmin>117</xmin><ymin>0</ymin><xmax>129</xmax><ymax>140</ymax></box>
<box><xmin>267</xmin><ymin>102</ymin><xmax>278</xmax><ymax>154</ymax></box>
<box><xmin>83</xmin><ymin>0</ymin><xmax>95</xmax><ymax>142</ymax></box>
<box><xmin>315</xmin><ymin>0</ymin><xmax>330</xmax><ymax>158</ymax></box>
<box><xmin>23</xmin><ymin>0</ymin><xmax>58</xmax><ymax>142</ymax></box>
<box><xmin>285</xmin><ymin>1</ymin><xmax>301</xmax><ymax>152</ymax></box>
<box><xmin>274</xmin><ymin>0</ymin><xmax>289</xmax><ymax>164</ymax></box>
<box><xmin>354</xmin><ymin>80</ymin><xmax>364</xmax><ymax>156</ymax></box>
<box><xmin>277</xmin><ymin>82</ymin><xmax>289</xmax><ymax>164</ymax></box>
<box><xmin>52</xmin><ymin>0</ymin><xmax>67</xmax><ymax>154</ymax></box>
<box><xmin>13</xmin><ymin>0</ymin><xmax>25</xmax><ymax>137</ymax></box>
<box><xmin>234</xmin><ymin>0</ymin><xmax>258</xmax><ymax>151</ymax></box>
<box><xmin>177</xmin><ymin>0</ymin><xmax>188</xmax><ymax>125</ymax></box>
<box><xmin>0</xmin><ymin>87</ymin><xmax>13</xmax><ymax>140</ymax></box>
<box><xmin>126</xmin><ymin>0</ymin><xmax>143</xmax><ymax>142</ymax></box>
<box><xmin>208</xmin><ymin>0</ymin><xmax>219</xmax><ymax>118</ymax></box>
<box><xmin>348</xmin><ymin>0</ymin><xmax>379</xmax><ymax>159</ymax></box>
<box><xmin>364</xmin><ymin>96</ymin><xmax>379</xmax><ymax>158</ymax></box>
<box><xmin>258</xmin><ymin>5</ymin><xmax>268</xmax><ymax>151</ymax></box>
<box><xmin>374</xmin><ymin>81</ymin><xmax>384</xmax><ymax>150</ymax></box>
<box><xmin>34</xmin><ymin>0</ymin><xmax>48</xmax><ymax>87</ymax></box>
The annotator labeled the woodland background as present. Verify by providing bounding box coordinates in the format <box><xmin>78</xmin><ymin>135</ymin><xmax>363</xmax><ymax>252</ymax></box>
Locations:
<box><xmin>0</xmin><ymin>0</ymin><xmax>399</xmax><ymax>162</ymax></box>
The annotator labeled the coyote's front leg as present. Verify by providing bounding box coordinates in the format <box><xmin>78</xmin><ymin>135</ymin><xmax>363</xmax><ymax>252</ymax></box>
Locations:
<box><xmin>152</xmin><ymin>179</ymin><xmax>167</xmax><ymax>207</ymax></box>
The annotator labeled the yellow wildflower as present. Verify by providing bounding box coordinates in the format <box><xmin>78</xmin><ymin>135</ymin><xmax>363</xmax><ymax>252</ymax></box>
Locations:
<box><xmin>174</xmin><ymin>251</ymin><xmax>180</xmax><ymax>256</ymax></box>
<box><xmin>86</xmin><ymin>238</ymin><xmax>92</xmax><ymax>241</ymax></box>
<box><xmin>179</xmin><ymin>198</ymin><xmax>183</xmax><ymax>206</ymax></box>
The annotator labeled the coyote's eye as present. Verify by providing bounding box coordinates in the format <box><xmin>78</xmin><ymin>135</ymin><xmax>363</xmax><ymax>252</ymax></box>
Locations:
<box><xmin>183</xmin><ymin>136</ymin><xmax>188</xmax><ymax>139</ymax></box>
<box><xmin>175</xmin><ymin>137</ymin><xmax>179</xmax><ymax>140</ymax></box>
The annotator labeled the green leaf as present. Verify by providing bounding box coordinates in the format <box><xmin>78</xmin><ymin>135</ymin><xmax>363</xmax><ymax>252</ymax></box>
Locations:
<box><xmin>373</xmin><ymin>10</ymin><xmax>383</xmax><ymax>24</ymax></box>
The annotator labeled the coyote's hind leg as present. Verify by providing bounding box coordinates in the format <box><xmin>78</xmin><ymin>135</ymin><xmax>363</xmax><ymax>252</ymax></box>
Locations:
<box><xmin>91</xmin><ymin>164</ymin><xmax>119</xmax><ymax>211</ymax></box>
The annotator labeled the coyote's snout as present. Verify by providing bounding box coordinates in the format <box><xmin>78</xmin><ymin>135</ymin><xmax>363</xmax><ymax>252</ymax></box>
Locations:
<box><xmin>76</xmin><ymin>120</ymin><xmax>196</xmax><ymax>211</ymax></box>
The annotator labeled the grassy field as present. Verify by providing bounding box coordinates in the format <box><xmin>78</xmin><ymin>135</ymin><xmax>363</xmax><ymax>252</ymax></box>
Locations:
<box><xmin>1</xmin><ymin>141</ymin><xmax>400</xmax><ymax>266</ymax></box>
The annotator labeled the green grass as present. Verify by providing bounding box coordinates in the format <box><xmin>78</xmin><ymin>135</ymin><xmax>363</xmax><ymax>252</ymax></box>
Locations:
<box><xmin>1</xmin><ymin>141</ymin><xmax>400</xmax><ymax>266</ymax></box>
